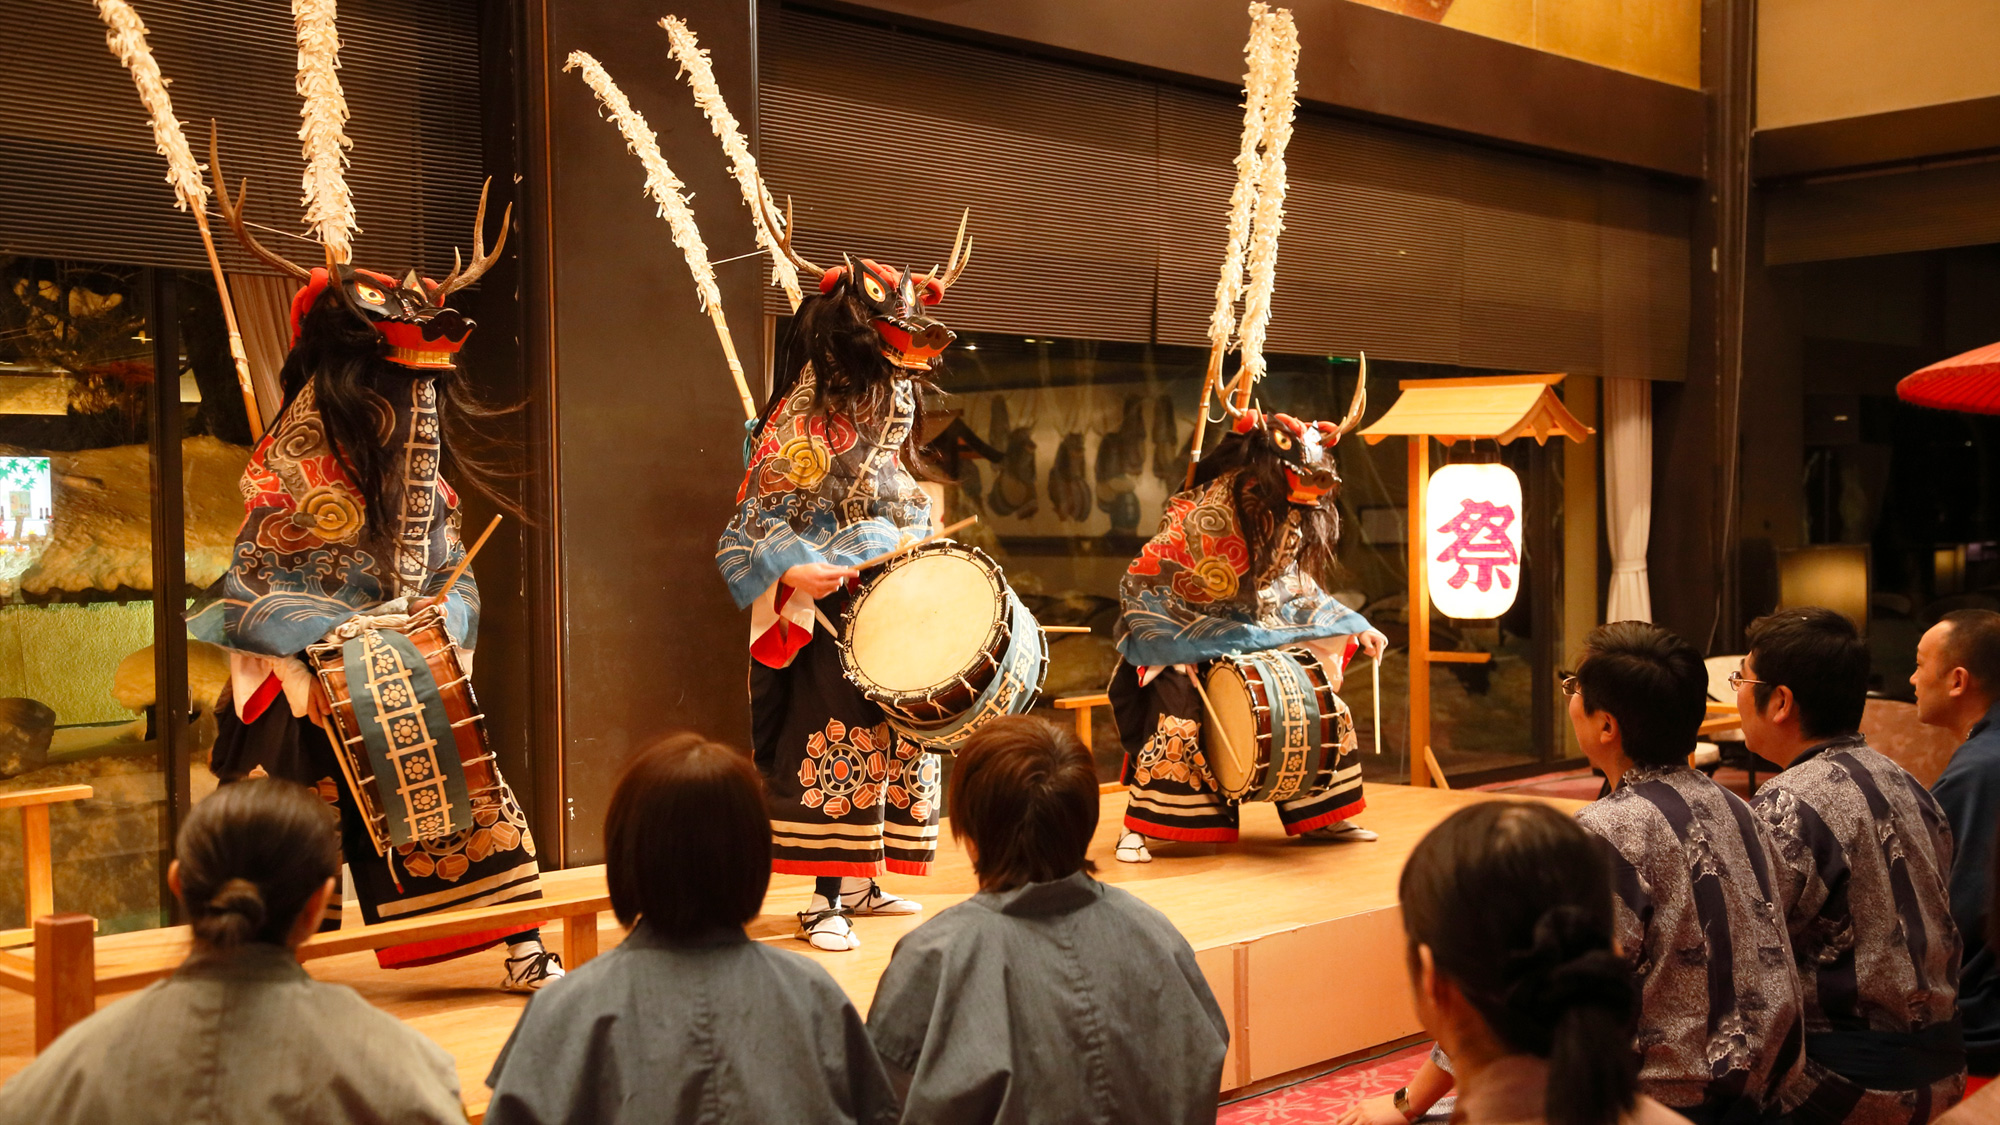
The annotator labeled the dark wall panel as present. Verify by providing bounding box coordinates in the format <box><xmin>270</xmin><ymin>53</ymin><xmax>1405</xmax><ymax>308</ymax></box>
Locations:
<box><xmin>0</xmin><ymin>0</ymin><xmax>483</xmax><ymax>277</ymax></box>
<box><xmin>827</xmin><ymin>0</ymin><xmax>1705</xmax><ymax>178</ymax></box>
<box><xmin>536</xmin><ymin>0</ymin><xmax>764</xmax><ymax>864</ymax></box>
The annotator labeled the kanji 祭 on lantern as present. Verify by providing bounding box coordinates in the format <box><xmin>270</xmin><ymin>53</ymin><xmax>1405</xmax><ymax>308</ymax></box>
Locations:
<box><xmin>1425</xmin><ymin>462</ymin><xmax>1524</xmax><ymax>619</ymax></box>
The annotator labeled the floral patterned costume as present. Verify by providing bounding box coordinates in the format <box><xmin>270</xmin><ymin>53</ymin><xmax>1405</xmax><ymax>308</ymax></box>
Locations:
<box><xmin>192</xmin><ymin>371</ymin><xmax>543</xmax><ymax>968</ymax></box>
<box><xmin>1109</xmin><ymin>471</ymin><xmax>1372</xmax><ymax>841</ymax></box>
<box><xmin>717</xmin><ymin>369</ymin><xmax>941</xmax><ymax>876</ymax></box>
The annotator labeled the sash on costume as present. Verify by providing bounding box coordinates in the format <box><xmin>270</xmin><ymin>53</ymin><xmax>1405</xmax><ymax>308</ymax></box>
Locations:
<box><xmin>1254</xmin><ymin>649</ymin><xmax>1322</xmax><ymax>801</ymax></box>
<box><xmin>343</xmin><ymin>628</ymin><xmax>474</xmax><ymax>845</ymax></box>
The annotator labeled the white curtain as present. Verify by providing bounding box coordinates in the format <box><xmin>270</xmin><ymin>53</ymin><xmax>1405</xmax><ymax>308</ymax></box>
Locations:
<box><xmin>1603</xmin><ymin>377</ymin><xmax>1653</xmax><ymax>623</ymax></box>
<box><xmin>227</xmin><ymin>273</ymin><xmax>300</xmax><ymax>429</ymax></box>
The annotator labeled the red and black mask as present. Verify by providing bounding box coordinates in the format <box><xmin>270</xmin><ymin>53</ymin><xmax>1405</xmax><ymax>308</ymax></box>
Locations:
<box><xmin>288</xmin><ymin>265</ymin><xmax>476</xmax><ymax>371</ymax></box>
<box><xmin>759</xmin><ymin>197</ymin><xmax>974</xmax><ymax>374</ymax></box>
<box><xmin>819</xmin><ymin>256</ymin><xmax>954</xmax><ymax>371</ymax></box>
<box><xmin>1232</xmin><ymin>410</ymin><xmax>1343</xmax><ymax>505</ymax></box>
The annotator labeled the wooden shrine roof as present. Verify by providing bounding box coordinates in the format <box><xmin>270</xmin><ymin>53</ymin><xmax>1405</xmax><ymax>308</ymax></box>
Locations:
<box><xmin>1357</xmin><ymin>374</ymin><xmax>1592</xmax><ymax>445</ymax></box>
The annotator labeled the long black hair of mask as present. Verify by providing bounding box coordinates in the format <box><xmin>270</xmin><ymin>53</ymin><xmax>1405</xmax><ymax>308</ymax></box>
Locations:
<box><xmin>277</xmin><ymin>287</ymin><xmax>524</xmax><ymax>568</ymax></box>
<box><xmin>762</xmin><ymin>280</ymin><xmax>944</xmax><ymax>481</ymax></box>
<box><xmin>1189</xmin><ymin>427</ymin><xmax>1341</xmax><ymax>589</ymax></box>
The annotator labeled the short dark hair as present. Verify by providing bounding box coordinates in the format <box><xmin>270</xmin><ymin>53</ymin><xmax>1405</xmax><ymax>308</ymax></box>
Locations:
<box><xmin>604</xmin><ymin>733</ymin><xmax>771</xmax><ymax>937</ymax></box>
<box><xmin>1401</xmin><ymin>802</ymin><xmax>1636</xmax><ymax>1125</ymax></box>
<box><xmin>1941</xmin><ymin>609</ymin><xmax>2000</xmax><ymax>696</ymax></box>
<box><xmin>949</xmin><ymin>715</ymin><xmax>1099</xmax><ymax>892</ymax></box>
<box><xmin>1745</xmin><ymin>607</ymin><xmax>1868</xmax><ymax>739</ymax></box>
<box><xmin>179</xmin><ymin>778</ymin><xmax>341</xmax><ymax>950</ymax></box>
<box><xmin>1575</xmin><ymin>621</ymin><xmax>1707</xmax><ymax>767</ymax></box>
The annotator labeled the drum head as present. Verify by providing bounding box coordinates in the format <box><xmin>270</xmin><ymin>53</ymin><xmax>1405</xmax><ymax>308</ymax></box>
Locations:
<box><xmin>1202</xmin><ymin>663</ymin><xmax>1258</xmax><ymax>796</ymax></box>
<box><xmin>850</xmin><ymin>549</ymin><xmax>1003</xmax><ymax>694</ymax></box>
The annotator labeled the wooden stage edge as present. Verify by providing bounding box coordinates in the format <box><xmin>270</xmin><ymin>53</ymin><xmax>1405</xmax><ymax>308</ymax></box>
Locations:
<box><xmin>0</xmin><ymin>784</ymin><xmax>1582</xmax><ymax>1116</ymax></box>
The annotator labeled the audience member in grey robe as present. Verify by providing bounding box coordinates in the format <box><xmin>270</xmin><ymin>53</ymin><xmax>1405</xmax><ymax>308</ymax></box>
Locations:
<box><xmin>483</xmin><ymin>732</ymin><xmax>899</xmax><ymax>1125</ymax></box>
<box><xmin>1565</xmin><ymin>623</ymin><xmax>1805</xmax><ymax>1125</ymax></box>
<box><xmin>1739</xmin><ymin>610</ymin><xmax>1964</xmax><ymax>1125</ymax></box>
<box><xmin>0</xmin><ymin>778</ymin><xmax>464</xmax><ymax>1125</ymax></box>
<box><xmin>485</xmin><ymin>923</ymin><xmax>894</xmax><ymax>1124</ymax></box>
<box><xmin>866</xmin><ymin>715</ymin><xmax>1228</xmax><ymax>1124</ymax></box>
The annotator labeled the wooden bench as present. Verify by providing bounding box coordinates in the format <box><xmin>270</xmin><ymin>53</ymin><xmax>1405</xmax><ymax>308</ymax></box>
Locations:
<box><xmin>0</xmin><ymin>863</ymin><xmax>611</xmax><ymax>1051</ymax></box>
<box><xmin>1053</xmin><ymin>693</ymin><xmax>1111</xmax><ymax>754</ymax></box>
<box><xmin>0</xmin><ymin>785</ymin><xmax>93</xmax><ymax>949</ymax></box>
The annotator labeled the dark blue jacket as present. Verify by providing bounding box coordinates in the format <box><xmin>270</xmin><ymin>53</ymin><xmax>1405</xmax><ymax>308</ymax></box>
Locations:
<box><xmin>1932</xmin><ymin>701</ymin><xmax>2000</xmax><ymax>1069</ymax></box>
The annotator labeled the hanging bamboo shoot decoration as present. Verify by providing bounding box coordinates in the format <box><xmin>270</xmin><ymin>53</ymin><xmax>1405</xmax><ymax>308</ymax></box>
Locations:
<box><xmin>1186</xmin><ymin>3</ymin><xmax>1302</xmax><ymax>485</ymax></box>
<box><xmin>660</xmin><ymin>15</ymin><xmax>804</xmax><ymax>312</ymax></box>
<box><xmin>293</xmin><ymin>0</ymin><xmax>356</xmax><ymax>268</ymax></box>
<box><xmin>565</xmin><ymin>51</ymin><xmax>758</xmax><ymax>420</ymax></box>
<box><xmin>95</xmin><ymin>0</ymin><xmax>266</xmax><ymax>438</ymax></box>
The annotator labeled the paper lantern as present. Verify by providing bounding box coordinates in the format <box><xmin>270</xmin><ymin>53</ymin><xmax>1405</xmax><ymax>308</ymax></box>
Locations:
<box><xmin>1426</xmin><ymin>462</ymin><xmax>1522</xmax><ymax>619</ymax></box>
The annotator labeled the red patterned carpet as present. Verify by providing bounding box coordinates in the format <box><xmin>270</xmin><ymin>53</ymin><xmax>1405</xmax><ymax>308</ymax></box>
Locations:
<box><xmin>1221</xmin><ymin>1042</ymin><xmax>1434</xmax><ymax>1123</ymax></box>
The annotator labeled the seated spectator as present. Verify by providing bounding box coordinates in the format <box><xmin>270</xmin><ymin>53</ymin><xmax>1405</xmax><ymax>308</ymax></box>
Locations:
<box><xmin>1938</xmin><ymin>832</ymin><xmax>2000</xmax><ymax>1125</ymax></box>
<box><xmin>0</xmin><ymin>778</ymin><xmax>464</xmax><ymax>1125</ymax></box>
<box><xmin>484</xmin><ymin>733</ymin><xmax>897</xmax><ymax>1125</ymax></box>
<box><xmin>1917</xmin><ymin>609</ymin><xmax>2000</xmax><ymax>1077</ymax></box>
<box><xmin>1741</xmin><ymin>607</ymin><xmax>1964</xmax><ymax>1123</ymax></box>
<box><xmin>1568</xmin><ymin>622</ymin><xmax>1805</xmax><ymax>1125</ymax></box>
<box><xmin>1400</xmin><ymin>799</ymin><xmax>1688</xmax><ymax>1125</ymax></box>
<box><xmin>867</xmin><ymin>714</ymin><xmax>1227</xmax><ymax>1124</ymax></box>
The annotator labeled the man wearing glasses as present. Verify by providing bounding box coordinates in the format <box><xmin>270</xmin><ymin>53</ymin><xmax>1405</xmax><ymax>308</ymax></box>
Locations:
<box><xmin>1566</xmin><ymin>621</ymin><xmax>1804</xmax><ymax>1125</ymax></box>
<box><xmin>1740</xmin><ymin>608</ymin><xmax>1963</xmax><ymax>1125</ymax></box>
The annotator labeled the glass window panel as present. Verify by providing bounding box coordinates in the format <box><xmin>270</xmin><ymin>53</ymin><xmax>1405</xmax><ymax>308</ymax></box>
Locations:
<box><xmin>0</xmin><ymin>255</ymin><xmax>165</xmax><ymax>934</ymax></box>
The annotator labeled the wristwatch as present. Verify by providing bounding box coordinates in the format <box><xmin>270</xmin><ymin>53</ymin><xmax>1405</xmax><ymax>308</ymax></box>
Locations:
<box><xmin>1392</xmin><ymin>1086</ymin><xmax>1413</xmax><ymax>1121</ymax></box>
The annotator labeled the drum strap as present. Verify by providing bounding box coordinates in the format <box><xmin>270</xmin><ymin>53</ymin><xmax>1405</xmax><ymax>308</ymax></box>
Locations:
<box><xmin>341</xmin><ymin>629</ymin><xmax>476</xmax><ymax>847</ymax></box>
<box><xmin>1256</xmin><ymin>651</ymin><xmax>1322</xmax><ymax>799</ymax></box>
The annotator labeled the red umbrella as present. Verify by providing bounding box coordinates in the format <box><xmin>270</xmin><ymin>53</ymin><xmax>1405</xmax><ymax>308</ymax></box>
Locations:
<box><xmin>1901</xmin><ymin>341</ymin><xmax>2000</xmax><ymax>414</ymax></box>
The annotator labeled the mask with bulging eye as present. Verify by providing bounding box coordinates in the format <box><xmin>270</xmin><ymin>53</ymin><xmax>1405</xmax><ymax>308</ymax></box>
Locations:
<box><xmin>820</xmin><ymin>256</ymin><xmax>954</xmax><ymax>372</ymax></box>
<box><xmin>761</xmin><ymin>196</ymin><xmax>975</xmax><ymax>373</ymax></box>
<box><xmin>1232</xmin><ymin>410</ymin><xmax>1345</xmax><ymax>506</ymax></box>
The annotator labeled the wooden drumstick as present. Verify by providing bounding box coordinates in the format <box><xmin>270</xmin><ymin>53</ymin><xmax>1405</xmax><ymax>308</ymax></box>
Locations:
<box><xmin>432</xmin><ymin>514</ymin><xmax>502</xmax><ymax>606</ymax></box>
<box><xmin>1187</xmin><ymin>668</ymin><xmax>1241</xmax><ymax>769</ymax></box>
<box><xmin>1040</xmin><ymin>625</ymin><xmax>1092</xmax><ymax>634</ymax></box>
<box><xmin>856</xmin><ymin>516</ymin><xmax>979</xmax><ymax>570</ymax></box>
<box><xmin>812</xmin><ymin>605</ymin><xmax>840</xmax><ymax>635</ymax></box>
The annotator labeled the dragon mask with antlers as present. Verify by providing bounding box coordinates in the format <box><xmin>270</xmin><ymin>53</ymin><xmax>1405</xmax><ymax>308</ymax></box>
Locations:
<box><xmin>1204</xmin><ymin>361</ymin><xmax>1369</xmax><ymax>508</ymax></box>
<box><xmin>211</xmin><ymin>132</ymin><xmax>510</xmax><ymax>372</ymax></box>
<box><xmin>762</xmin><ymin>196</ymin><xmax>971</xmax><ymax>375</ymax></box>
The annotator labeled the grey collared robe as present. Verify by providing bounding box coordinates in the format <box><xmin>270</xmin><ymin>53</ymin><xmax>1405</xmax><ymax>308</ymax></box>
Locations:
<box><xmin>1753</xmin><ymin>735</ymin><xmax>1964</xmax><ymax>1125</ymax></box>
<box><xmin>867</xmin><ymin>870</ymin><xmax>1229</xmax><ymax>1125</ymax></box>
<box><xmin>1577</xmin><ymin>763</ymin><xmax>1807</xmax><ymax>1120</ymax></box>
<box><xmin>484</xmin><ymin>922</ymin><xmax>899</xmax><ymax>1125</ymax></box>
<box><xmin>0</xmin><ymin>943</ymin><xmax>463</xmax><ymax>1125</ymax></box>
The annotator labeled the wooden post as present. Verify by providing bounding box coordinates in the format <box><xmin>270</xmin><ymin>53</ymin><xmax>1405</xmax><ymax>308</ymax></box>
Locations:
<box><xmin>34</xmin><ymin>914</ymin><xmax>95</xmax><ymax>1051</ymax></box>
<box><xmin>1408</xmin><ymin>436</ymin><xmax>1431</xmax><ymax>787</ymax></box>
<box><xmin>22</xmin><ymin>804</ymin><xmax>53</xmax><ymax>923</ymax></box>
<box><xmin>562</xmin><ymin>911</ymin><xmax>599</xmax><ymax>969</ymax></box>
<box><xmin>1072</xmin><ymin>706</ymin><xmax>1092</xmax><ymax>756</ymax></box>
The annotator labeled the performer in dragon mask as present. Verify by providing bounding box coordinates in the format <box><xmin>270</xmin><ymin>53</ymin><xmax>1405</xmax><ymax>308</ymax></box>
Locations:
<box><xmin>189</xmin><ymin>155</ymin><xmax>561</xmax><ymax>989</ymax></box>
<box><xmin>1109</xmin><ymin>383</ymin><xmax>1389</xmax><ymax>863</ymax></box>
<box><xmin>716</xmin><ymin>204</ymin><xmax>969</xmax><ymax>951</ymax></box>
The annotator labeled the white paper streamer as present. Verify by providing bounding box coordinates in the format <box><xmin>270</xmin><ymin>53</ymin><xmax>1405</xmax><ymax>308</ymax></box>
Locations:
<box><xmin>660</xmin><ymin>15</ymin><xmax>804</xmax><ymax>311</ymax></box>
<box><xmin>293</xmin><ymin>0</ymin><xmax>356</xmax><ymax>263</ymax></box>
<box><xmin>96</xmin><ymin>0</ymin><xmax>207</xmax><ymax>212</ymax></box>
<box><xmin>1233</xmin><ymin>5</ymin><xmax>1299</xmax><ymax>389</ymax></box>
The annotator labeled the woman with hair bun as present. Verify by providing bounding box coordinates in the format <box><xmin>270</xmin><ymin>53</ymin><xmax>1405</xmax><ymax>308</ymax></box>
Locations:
<box><xmin>1399</xmin><ymin>800</ymin><xmax>1688</xmax><ymax>1125</ymax></box>
<box><xmin>0</xmin><ymin>779</ymin><xmax>464</xmax><ymax>1124</ymax></box>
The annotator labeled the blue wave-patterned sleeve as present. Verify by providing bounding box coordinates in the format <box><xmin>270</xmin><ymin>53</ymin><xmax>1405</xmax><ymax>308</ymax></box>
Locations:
<box><xmin>715</xmin><ymin>379</ymin><xmax>932</xmax><ymax>610</ymax></box>
<box><xmin>1117</xmin><ymin>565</ymin><xmax>1371</xmax><ymax>667</ymax></box>
<box><xmin>190</xmin><ymin>535</ymin><xmax>381</xmax><ymax>657</ymax></box>
<box><xmin>715</xmin><ymin>498</ymin><xmax>913</xmax><ymax>610</ymax></box>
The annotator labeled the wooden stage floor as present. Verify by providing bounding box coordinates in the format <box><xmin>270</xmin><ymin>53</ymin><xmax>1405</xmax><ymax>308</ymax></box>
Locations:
<box><xmin>0</xmin><ymin>783</ymin><xmax>1579</xmax><ymax>1114</ymax></box>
